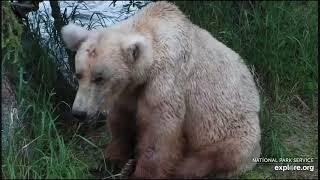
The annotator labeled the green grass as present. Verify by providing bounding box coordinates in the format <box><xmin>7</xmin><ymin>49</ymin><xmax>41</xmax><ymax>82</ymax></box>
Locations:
<box><xmin>2</xmin><ymin>1</ymin><xmax>318</xmax><ymax>179</ymax></box>
<box><xmin>3</xmin><ymin>87</ymin><xmax>87</xmax><ymax>179</ymax></box>
<box><xmin>2</xmin><ymin>2</ymin><xmax>100</xmax><ymax>178</ymax></box>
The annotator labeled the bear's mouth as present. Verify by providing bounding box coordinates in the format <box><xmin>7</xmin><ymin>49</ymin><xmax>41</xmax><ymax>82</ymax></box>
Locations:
<box><xmin>82</xmin><ymin>111</ymin><xmax>107</xmax><ymax>127</ymax></box>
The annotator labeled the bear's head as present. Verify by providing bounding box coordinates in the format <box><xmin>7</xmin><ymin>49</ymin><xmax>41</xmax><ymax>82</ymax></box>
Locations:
<box><xmin>61</xmin><ymin>23</ymin><xmax>153</xmax><ymax>123</ymax></box>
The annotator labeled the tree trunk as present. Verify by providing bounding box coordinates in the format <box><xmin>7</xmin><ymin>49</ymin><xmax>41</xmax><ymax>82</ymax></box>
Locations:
<box><xmin>49</xmin><ymin>0</ymin><xmax>75</xmax><ymax>72</ymax></box>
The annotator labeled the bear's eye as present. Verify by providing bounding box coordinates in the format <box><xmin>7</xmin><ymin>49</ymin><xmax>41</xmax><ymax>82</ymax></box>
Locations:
<box><xmin>92</xmin><ymin>76</ymin><xmax>104</xmax><ymax>84</ymax></box>
<box><xmin>75</xmin><ymin>73</ymin><xmax>82</xmax><ymax>80</ymax></box>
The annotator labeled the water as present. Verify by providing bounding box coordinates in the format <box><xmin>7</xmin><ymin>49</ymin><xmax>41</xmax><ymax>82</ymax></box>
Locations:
<box><xmin>25</xmin><ymin>1</ymin><xmax>149</xmax><ymax>88</ymax></box>
<box><xmin>28</xmin><ymin>1</ymin><xmax>147</xmax><ymax>37</ymax></box>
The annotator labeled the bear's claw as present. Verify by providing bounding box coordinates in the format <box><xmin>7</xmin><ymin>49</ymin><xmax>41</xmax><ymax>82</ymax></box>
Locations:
<box><xmin>120</xmin><ymin>159</ymin><xmax>136</xmax><ymax>178</ymax></box>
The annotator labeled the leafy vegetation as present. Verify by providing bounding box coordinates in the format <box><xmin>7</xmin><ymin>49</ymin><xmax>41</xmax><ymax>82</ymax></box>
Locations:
<box><xmin>2</xmin><ymin>1</ymin><xmax>318</xmax><ymax>179</ymax></box>
<box><xmin>2</xmin><ymin>1</ymin><xmax>88</xmax><ymax>179</ymax></box>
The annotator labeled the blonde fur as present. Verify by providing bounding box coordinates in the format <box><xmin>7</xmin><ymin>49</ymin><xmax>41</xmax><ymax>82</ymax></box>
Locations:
<box><xmin>62</xmin><ymin>1</ymin><xmax>261</xmax><ymax>178</ymax></box>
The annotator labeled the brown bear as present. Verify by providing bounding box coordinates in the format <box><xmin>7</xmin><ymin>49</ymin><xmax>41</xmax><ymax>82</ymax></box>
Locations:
<box><xmin>61</xmin><ymin>1</ymin><xmax>261</xmax><ymax>178</ymax></box>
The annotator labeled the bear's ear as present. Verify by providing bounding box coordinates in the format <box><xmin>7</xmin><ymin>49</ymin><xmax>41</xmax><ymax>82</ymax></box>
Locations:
<box><xmin>123</xmin><ymin>34</ymin><xmax>148</xmax><ymax>63</ymax></box>
<box><xmin>61</xmin><ymin>23</ymin><xmax>89</xmax><ymax>51</ymax></box>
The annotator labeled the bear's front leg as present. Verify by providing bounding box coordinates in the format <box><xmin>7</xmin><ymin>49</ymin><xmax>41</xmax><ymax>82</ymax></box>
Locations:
<box><xmin>131</xmin><ymin>93</ymin><xmax>185</xmax><ymax>178</ymax></box>
<box><xmin>104</xmin><ymin>106</ymin><xmax>136</xmax><ymax>167</ymax></box>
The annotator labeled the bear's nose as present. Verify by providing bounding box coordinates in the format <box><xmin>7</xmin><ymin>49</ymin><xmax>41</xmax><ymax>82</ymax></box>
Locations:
<box><xmin>72</xmin><ymin>110</ymin><xmax>87</xmax><ymax>121</ymax></box>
